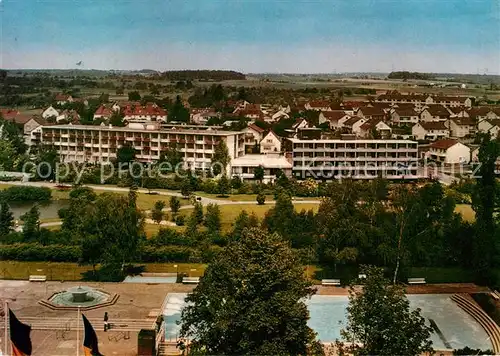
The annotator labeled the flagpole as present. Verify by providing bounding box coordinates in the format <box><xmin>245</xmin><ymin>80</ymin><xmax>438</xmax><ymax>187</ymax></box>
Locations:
<box><xmin>76</xmin><ymin>307</ymin><xmax>80</xmax><ymax>356</ymax></box>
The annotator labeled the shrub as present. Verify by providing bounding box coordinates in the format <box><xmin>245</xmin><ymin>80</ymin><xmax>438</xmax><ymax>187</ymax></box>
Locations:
<box><xmin>0</xmin><ymin>243</ymin><xmax>81</xmax><ymax>261</ymax></box>
<box><xmin>0</xmin><ymin>186</ymin><xmax>52</xmax><ymax>202</ymax></box>
<box><xmin>175</xmin><ymin>215</ymin><xmax>185</xmax><ymax>226</ymax></box>
<box><xmin>256</xmin><ymin>192</ymin><xmax>266</xmax><ymax>205</ymax></box>
<box><xmin>139</xmin><ymin>245</ymin><xmax>194</xmax><ymax>262</ymax></box>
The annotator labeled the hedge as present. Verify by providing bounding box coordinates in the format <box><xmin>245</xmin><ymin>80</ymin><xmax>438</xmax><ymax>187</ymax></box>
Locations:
<box><xmin>0</xmin><ymin>243</ymin><xmax>81</xmax><ymax>262</ymax></box>
<box><xmin>0</xmin><ymin>243</ymin><xmax>196</xmax><ymax>263</ymax></box>
<box><xmin>0</xmin><ymin>186</ymin><xmax>52</xmax><ymax>202</ymax></box>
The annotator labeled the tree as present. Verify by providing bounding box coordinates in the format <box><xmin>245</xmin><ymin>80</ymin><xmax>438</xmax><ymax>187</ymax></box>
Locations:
<box><xmin>159</xmin><ymin>143</ymin><xmax>183</xmax><ymax>173</ymax></box>
<box><xmin>340</xmin><ymin>266</ymin><xmax>433</xmax><ymax>356</ymax></box>
<box><xmin>169</xmin><ymin>196</ymin><xmax>181</xmax><ymax>216</ymax></box>
<box><xmin>263</xmin><ymin>190</ymin><xmax>295</xmax><ymax>240</ymax></box>
<box><xmin>152</xmin><ymin>200</ymin><xmax>166</xmax><ymax>224</ymax></box>
<box><xmin>256</xmin><ymin>191</ymin><xmax>266</xmax><ymax>205</ymax></box>
<box><xmin>204</xmin><ymin>203</ymin><xmax>221</xmax><ymax>234</ymax></box>
<box><xmin>211</xmin><ymin>140</ymin><xmax>230</xmax><ymax>176</ymax></box>
<box><xmin>180</xmin><ymin>228</ymin><xmax>321</xmax><ymax>355</ymax></box>
<box><xmin>193</xmin><ymin>201</ymin><xmax>204</xmax><ymax>224</ymax></box>
<box><xmin>128</xmin><ymin>91</ymin><xmax>141</xmax><ymax>101</ymax></box>
<box><xmin>0</xmin><ymin>200</ymin><xmax>14</xmax><ymax>236</ymax></box>
<box><xmin>168</xmin><ymin>95</ymin><xmax>189</xmax><ymax>123</ymax></box>
<box><xmin>0</xmin><ymin>140</ymin><xmax>16</xmax><ymax>171</ymax></box>
<box><xmin>109</xmin><ymin>110</ymin><xmax>125</xmax><ymax>127</ymax></box>
<box><xmin>217</xmin><ymin>174</ymin><xmax>230</xmax><ymax>197</ymax></box>
<box><xmin>471</xmin><ymin>134</ymin><xmax>500</xmax><ymax>283</ymax></box>
<box><xmin>180</xmin><ymin>178</ymin><xmax>192</xmax><ymax>198</ymax></box>
<box><xmin>116</xmin><ymin>143</ymin><xmax>136</xmax><ymax>164</ymax></box>
<box><xmin>21</xmin><ymin>205</ymin><xmax>40</xmax><ymax>241</ymax></box>
<box><xmin>254</xmin><ymin>165</ymin><xmax>265</xmax><ymax>182</ymax></box>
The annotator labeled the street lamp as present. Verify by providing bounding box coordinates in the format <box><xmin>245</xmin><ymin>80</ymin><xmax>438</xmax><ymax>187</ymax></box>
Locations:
<box><xmin>174</xmin><ymin>265</ymin><xmax>178</xmax><ymax>279</ymax></box>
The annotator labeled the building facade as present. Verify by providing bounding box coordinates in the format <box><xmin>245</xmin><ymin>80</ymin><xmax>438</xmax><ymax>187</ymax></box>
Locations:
<box><xmin>290</xmin><ymin>138</ymin><xmax>419</xmax><ymax>180</ymax></box>
<box><xmin>39</xmin><ymin>124</ymin><xmax>245</xmax><ymax>170</ymax></box>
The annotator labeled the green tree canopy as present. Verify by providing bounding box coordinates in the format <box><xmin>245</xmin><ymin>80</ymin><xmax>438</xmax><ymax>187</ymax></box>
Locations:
<box><xmin>211</xmin><ymin>140</ymin><xmax>230</xmax><ymax>176</ymax></box>
<box><xmin>180</xmin><ymin>228</ymin><xmax>322</xmax><ymax>355</ymax></box>
<box><xmin>340</xmin><ymin>266</ymin><xmax>433</xmax><ymax>356</ymax></box>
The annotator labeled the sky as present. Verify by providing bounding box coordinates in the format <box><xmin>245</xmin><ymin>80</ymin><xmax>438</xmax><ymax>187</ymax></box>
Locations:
<box><xmin>1</xmin><ymin>0</ymin><xmax>499</xmax><ymax>73</ymax></box>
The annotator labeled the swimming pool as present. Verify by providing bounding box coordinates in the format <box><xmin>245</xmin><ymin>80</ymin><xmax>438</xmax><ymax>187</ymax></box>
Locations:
<box><xmin>162</xmin><ymin>293</ymin><xmax>493</xmax><ymax>350</ymax></box>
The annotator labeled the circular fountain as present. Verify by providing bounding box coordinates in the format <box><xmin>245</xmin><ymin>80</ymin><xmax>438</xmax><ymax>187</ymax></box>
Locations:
<box><xmin>67</xmin><ymin>286</ymin><xmax>93</xmax><ymax>303</ymax></box>
<box><xmin>40</xmin><ymin>285</ymin><xmax>118</xmax><ymax>311</ymax></box>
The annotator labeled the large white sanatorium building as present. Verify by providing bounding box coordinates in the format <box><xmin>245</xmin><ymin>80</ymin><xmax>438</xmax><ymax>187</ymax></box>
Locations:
<box><xmin>290</xmin><ymin>139</ymin><xmax>419</xmax><ymax>179</ymax></box>
<box><xmin>39</xmin><ymin>124</ymin><xmax>245</xmax><ymax>170</ymax></box>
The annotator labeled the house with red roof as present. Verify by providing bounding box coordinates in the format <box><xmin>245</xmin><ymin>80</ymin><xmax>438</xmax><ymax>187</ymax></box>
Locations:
<box><xmin>243</xmin><ymin>124</ymin><xmax>266</xmax><ymax>153</ymax></box>
<box><xmin>448</xmin><ymin>117</ymin><xmax>476</xmax><ymax>138</ymax></box>
<box><xmin>304</xmin><ymin>100</ymin><xmax>332</xmax><ymax>111</ymax></box>
<box><xmin>412</xmin><ymin>121</ymin><xmax>449</xmax><ymax>141</ymax></box>
<box><xmin>260</xmin><ymin>130</ymin><xmax>281</xmax><ymax>154</ymax></box>
<box><xmin>123</xmin><ymin>103</ymin><xmax>167</xmax><ymax>122</ymax></box>
<box><xmin>93</xmin><ymin>105</ymin><xmax>114</xmax><ymax>120</ymax></box>
<box><xmin>55</xmin><ymin>94</ymin><xmax>74</xmax><ymax>105</ymax></box>
<box><xmin>425</xmin><ymin>139</ymin><xmax>470</xmax><ymax>164</ymax></box>
<box><xmin>420</xmin><ymin>105</ymin><xmax>452</xmax><ymax>122</ymax></box>
<box><xmin>359</xmin><ymin>119</ymin><xmax>392</xmax><ymax>139</ymax></box>
<box><xmin>357</xmin><ymin>106</ymin><xmax>386</xmax><ymax>120</ymax></box>
<box><xmin>390</xmin><ymin>108</ymin><xmax>419</xmax><ymax>126</ymax></box>
<box><xmin>477</xmin><ymin>118</ymin><xmax>500</xmax><ymax>139</ymax></box>
<box><xmin>319</xmin><ymin>111</ymin><xmax>351</xmax><ymax>129</ymax></box>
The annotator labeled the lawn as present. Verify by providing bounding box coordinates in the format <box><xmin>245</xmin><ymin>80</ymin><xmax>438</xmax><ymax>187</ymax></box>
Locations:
<box><xmin>455</xmin><ymin>204</ymin><xmax>476</xmax><ymax>222</ymax></box>
<box><xmin>0</xmin><ymin>261</ymin><xmax>207</xmax><ymax>281</ymax></box>
<box><xmin>178</xmin><ymin>202</ymin><xmax>320</xmax><ymax>232</ymax></box>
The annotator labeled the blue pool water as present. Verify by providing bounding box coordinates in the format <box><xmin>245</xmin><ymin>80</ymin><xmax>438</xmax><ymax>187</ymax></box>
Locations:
<box><xmin>162</xmin><ymin>293</ymin><xmax>493</xmax><ymax>350</ymax></box>
<box><xmin>123</xmin><ymin>276</ymin><xmax>177</xmax><ymax>283</ymax></box>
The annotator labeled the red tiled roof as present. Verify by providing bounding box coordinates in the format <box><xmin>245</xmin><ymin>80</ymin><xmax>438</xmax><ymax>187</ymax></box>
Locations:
<box><xmin>321</xmin><ymin>111</ymin><xmax>348</xmax><ymax>121</ymax></box>
<box><xmin>94</xmin><ymin>105</ymin><xmax>113</xmax><ymax>117</ymax></box>
<box><xmin>358</xmin><ymin>106</ymin><xmax>386</xmax><ymax>116</ymax></box>
<box><xmin>392</xmin><ymin>108</ymin><xmax>418</xmax><ymax>116</ymax></box>
<box><xmin>0</xmin><ymin>109</ymin><xmax>33</xmax><ymax>124</ymax></box>
<box><xmin>429</xmin><ymin>139</ymin><xmax>460</xmax><ymax>150</ymax></box>
<box><xmin>55</xmin><ymin>94</ymin><xmax>71</xmax><ymax>101</ymax></box>
<box><xmin>423</xmin><ymin>105</ymin><xmax>451</xmax><ymax>116</ymax></box>
<box><xmin>420</xmin><ymin>121</ymin><xmax>448</xmax><ymax>130</ymax></box>
<box><xmin>307</xmin><ymin>100</ymin><xmax>331</xmax><ymax>108</ymax></box>
<box><xmin>343</xmin><ymin>116</ymin><xmax>364</xmax><ymax>126</ymax></box>
<box><xmin>247</xmin><ymin>123</ymin><xmax>265</xmax><ymax>133</ymax></box>
<box><xmin>451</xmin><ymin>117</ymin><xmax>475</xmax><ymax>126</ymax></box>
<box><xmin>123</xmin><ymin>105</ymin><xmax>167</xmax><ymax>117</ymax></box>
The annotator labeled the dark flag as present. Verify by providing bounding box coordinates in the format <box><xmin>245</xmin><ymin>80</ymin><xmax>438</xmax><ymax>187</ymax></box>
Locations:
<box><xmin>82</xmin><ymin>314</ymin><xmax>103</xmax><ymax>356</ymax></box>
<box><xmin>9</xmin><ymin>309</ymin><xmax>32</xmax><ymax>356</ymax></box>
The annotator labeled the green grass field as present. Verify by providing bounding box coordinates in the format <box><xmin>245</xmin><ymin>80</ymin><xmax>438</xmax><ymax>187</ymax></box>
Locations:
<box><xmin>0</xmin><ymin>261</ymin><xmax>207</xmax><ymax>281</ymax></box>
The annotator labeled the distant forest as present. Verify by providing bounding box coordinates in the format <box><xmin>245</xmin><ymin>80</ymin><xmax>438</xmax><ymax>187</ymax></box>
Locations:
<box><xmin>387</xmin><ymin>71</ymin><xmax>434</xmax><ymax>80</ymax></box>
<box><xmin>159</xmin><ymin>70</ymin><xmax>246</xmax><ymax>81</ymax></box>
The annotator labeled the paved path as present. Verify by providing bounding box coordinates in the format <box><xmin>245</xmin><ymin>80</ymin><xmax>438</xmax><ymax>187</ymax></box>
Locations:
<box><xmin>9</xmin><ymin>181</ymin><xmax>320</xmax><ymax>230</ymax></box>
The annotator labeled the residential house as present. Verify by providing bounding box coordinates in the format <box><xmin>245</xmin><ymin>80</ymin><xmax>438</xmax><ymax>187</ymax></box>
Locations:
<box><xmin>292</xmin><ymin>118</ymin><xmax>309</xmax><ymax>131</ymax></box>
<box><xmin>425</xmin><ymin>139</ymin><xmax>470</xmax><ymax>164</ymax></box>
<box><xmin>359</xmin><ymin>119</ymin><xmax>392</xmax><ymax>139</ymax></box>
<box><xmin>319</xmin><ymin>111</ymin><xmax>351</xmax><ymax>129</ymax></box>
<box><xmin>432</xmin><ymin>96</ymin><xmax>472</xmax><ymax>108</ymax></box>
<box><xmin>260</xmin><ymin>131</ymin><xmax>281</xmax><ymax>154</ymax></box>
<box><xmin>412</xmin><ymin>121</ymin><xmax>449</xmax><ymax>140</ymax></box>
<box><xmin>243</xmin><ymin>124</ymin><xmax>265</xmax><ymax>153</ymax></box>
<box><xmin>419</xmin><ymin>105</ymin><xmax>451</xmax><ymax>122</ymax></box>
<box><xmin>233</xmin><ymin>104</ymin><xmax>264</xmax><ymax>120</ymax></box>
<box><xmin>375</xmin><ymin>92</ymin><xmax>434</xmax><ymax>109</ymax></box>
<box><xmin>390</xmin><ymin>108</ymin><xmax>419</xmax><ymax>126</ymax></box>
<box><xmin>468</xmin><ymin>107</ymin><xmax>500</xmax><ymax>122</ymax></box>
<box><xmin>477</xmin><ymin>118</ymin><xmax>500</xmax><ymax>139</ymax></box>
<box><xmin>356</xmin><ymin>106</ymin><xmax>386</xmax><ymax>120</ymax></box>
<box><xmin>24</xmin><ymin>117</ymin><xmax>49</xmax><ymax>146</ymax></box>
<box><xmin>343</xmin><ymin>117</ymin><xmax>367</xmax><ymax>135</ymax></box>
<box><xmin>190</xmin><ymin>109</ymin><xmax>219</xmax><ymax>125</ymax></box>
<box><xmin>448</xmin><ymin>117</ymin><xmax>476</xmax><ymax>138</ymax></box>
<box><xmin>55</xmin><ymin>94</ymin><xmax>74</xmax><ymax>105</ymax></box>
<box><xmin>123</xmin><ymin>104</ymin><xmax>167</xmax><ymax>122</ymax></box>
<box><xmin>57</xmin><ymin>110</ymin><xmax>81</xmax><ymax>123</ymax></box>
<box><xmin>304</xmin><ymin>100</ymin><xmax>332</xmax><ymax>111</ymax></box>
<box><xmin>42</xmin><ymin>106</ymin><xmax>60</xmax><ymax>120</ymax></box>
<box><xmin>93</xmin><ymin>105</ymin><xmax>114</xmax><ymax>121</ymax></box>
<box><xmin>447</xmin><ymin>106</ymin><xmax>470</xmax><ymax>118</ymax></box>
<box><xmin>271</xmin><ymin>110</ymin><xmax>290</xmax><ymax>122</ymax></box>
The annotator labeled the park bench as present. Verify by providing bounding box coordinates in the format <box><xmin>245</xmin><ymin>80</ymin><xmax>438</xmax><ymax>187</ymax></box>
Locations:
<box><xmin>182</xmin><ymin>277</ymin><xmax>200</xmax><ymax>284</ymax></box>
<box><xmin>321</xmin><ymin>279</ymin><xmax>341</xmax><ymax>286</ymax></box>
<box><xmin>407</xmin><ymin>277</ymin><xmax>426</xmax><ymax>285</ymax></box>
<box><xmin>29</xmin><ymin>275</ymin><xmax>47</xmax><ymax>282</ymax></box>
